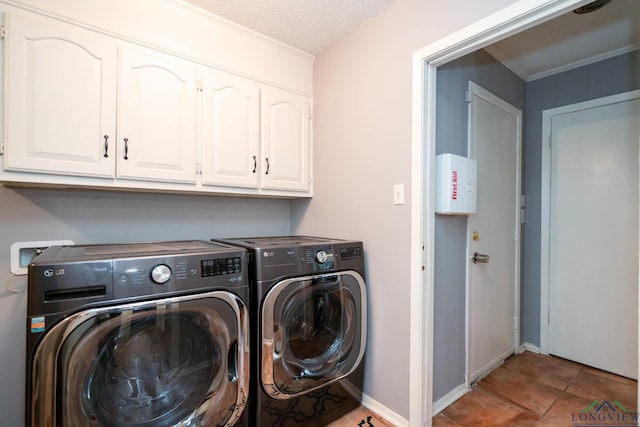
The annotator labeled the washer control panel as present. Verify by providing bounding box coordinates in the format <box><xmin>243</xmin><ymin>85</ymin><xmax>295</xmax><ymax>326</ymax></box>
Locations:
<box><xmin>201</xmin><ymin>256</ymin><xmax>242</xmax><ymax>277</ymax></box>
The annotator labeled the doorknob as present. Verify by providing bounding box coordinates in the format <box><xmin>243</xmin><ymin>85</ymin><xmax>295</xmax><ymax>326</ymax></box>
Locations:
<box><xmin>472</xmin><ymin>252</ymin><xmax>490</xmax><ymax>264</ymax></box>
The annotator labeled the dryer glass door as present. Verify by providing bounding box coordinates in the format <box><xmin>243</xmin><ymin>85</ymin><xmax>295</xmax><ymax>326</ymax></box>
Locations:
<box><xmin>261</xmin><ymin>271</ymin><xmax>366</xmax><ymax>399</ymax></box>
<box><xmin>30</xmin><ymin>291</ymin><xmax>248</xmax><ymax>427</ymax></box>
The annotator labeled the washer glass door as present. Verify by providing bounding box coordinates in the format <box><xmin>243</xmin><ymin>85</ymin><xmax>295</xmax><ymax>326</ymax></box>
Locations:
<box><xmin>30</xmin><ymin>291</ymin><xmax>248</xmax><ymax>427</ymax></box>
<box><xmin>261</xmin><ymin>271</ymin><xmax>366</xmax><ymax>398</ymax></box>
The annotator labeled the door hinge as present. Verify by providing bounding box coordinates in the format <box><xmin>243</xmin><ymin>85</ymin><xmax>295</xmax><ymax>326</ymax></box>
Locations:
<box><xmin>520</xmin><ymin>208</ymin><xmax>526</xmax><ymax>224</ymax></box>
<box><xmin>514</xmin><ymin>227</ymin><xmax>519</xmax><ymax>241</ymax></box>
<box><xmin>513</xmin><ymin>316</ymin><xmax>518</xmax><ymax>330</ymax></box>
<box><xmin>464</xmin><ymin>89</ymin><xmax>471</xmax><ymax>104</ymax></box>
<box><xmin>196</xmin><ymin>163</ymin><xmax>202</xmax><ymax>175</ymax></box>
<box><xmin>0</xmin><ymin>142</ymin><xmax>4</xmax><ymax>156</ymax></box>
<box><xmin>196</xmin><ymin>80</ymin><xmax>203</xmax><ymax>92</ymax></box>
<box><xmin>0</xmin><ymin>26</ymin><xmax>5</xmax><ymax>40</ymax></box>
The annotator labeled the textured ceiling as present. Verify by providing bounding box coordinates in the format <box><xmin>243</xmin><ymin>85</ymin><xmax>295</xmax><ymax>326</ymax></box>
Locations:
<box><xmin>181</xmin><ymin>0</ymin><xmax>397</xmax><ymax>54</ymax></box>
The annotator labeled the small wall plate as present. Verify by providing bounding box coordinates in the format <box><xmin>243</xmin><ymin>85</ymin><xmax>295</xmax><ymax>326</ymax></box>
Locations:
<box><xmin>10</xmin><ymin>240</ymin><xmax>74</xmax><ymax>276</ymax></box>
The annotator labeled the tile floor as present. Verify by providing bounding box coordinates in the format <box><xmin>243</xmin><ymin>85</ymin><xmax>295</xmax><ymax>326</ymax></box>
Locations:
<box><xmin>434</xmin><ymin>351</ymin><xmax>638</xmax><ymax>427</ymax></box>
<box><xmin>325</xmin><ymin>405</ymin><xmax>396</xmax><ymax>426</ymax></box>
<box><xmin>319</xmin><ymin>351</ymin><xmax>638</xmax><ymax>426</ymax></box>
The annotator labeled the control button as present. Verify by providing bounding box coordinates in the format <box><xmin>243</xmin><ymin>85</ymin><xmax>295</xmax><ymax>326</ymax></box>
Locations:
<box><xmin>316</xmin><ymin>250</ymin><xmax>328</xmax><ymax>263</ymax></box>
<box><xmin>151</xmin><ymin>264</ymin><xmax>171</xmax><ymax>284</ymax></box>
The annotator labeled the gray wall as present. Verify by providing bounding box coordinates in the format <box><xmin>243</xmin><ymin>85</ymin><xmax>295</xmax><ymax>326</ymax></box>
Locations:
<box><xmin>522</xmin><ymin>50</ymin><xmax>640</xmax><ymax>345</ymax></box>
<box><xmin>433</xmin><ymin>49</ymin><xmax>526</xmax><ymax>401</ymax></box>
<box><xmin>0</xmin><ymin>186</ymin><xmax>291</xmax><ymax>427</ymax></box>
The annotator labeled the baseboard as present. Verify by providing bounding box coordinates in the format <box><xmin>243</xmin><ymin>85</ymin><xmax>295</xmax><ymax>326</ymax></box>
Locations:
<box><xmin>432</xmin><ymin>383</ymin><xmax>468</xmax><ymax>416</ymax></box>
<box><xmin>361</xmin><ymin>392</ymin><xmax>409</xmax><ymax>427</ymax></box>
<box><xmin>519</xmin><ymin>342</ymin><xmax>541</xmax><ymax>354</ymax></box>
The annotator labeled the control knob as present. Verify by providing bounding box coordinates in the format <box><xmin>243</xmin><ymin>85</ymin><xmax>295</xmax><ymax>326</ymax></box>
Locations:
<box><xmin>151</xmin><ymin>264</ymin><xmax>171</xmax><ymax>284</ymax></box>
<box><xmin>316</xmin><ymin>250</ymin><xmax>328</xmax><ymax>263</ymax></box>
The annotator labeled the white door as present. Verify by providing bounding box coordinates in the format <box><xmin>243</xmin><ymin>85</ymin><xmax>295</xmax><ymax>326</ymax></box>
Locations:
<box><xmin>4</xmin><ymin>12</ymin><xmax>117</xmax><ymax>178</ymax></box>
<box><xmin>201</xmin><ymin>68</ymin><xmax>261</xmax><ymax>189</ymax></box>
<box><xmin>260</xmin><ymin>86</ymin><xmax>311</xmax><ymax>192</ymax></box>
<box><xmin>467</xmin><ymin>82</ymin><xmax>521</xmax><ymax>382</ymax></box>
<box><xmin>117</xmin><ymin>46</ymin><xmax>198</xmax><ymax>183</ymax></box>
<box><xmin>547</xmin><ymin>94</ymin><xmax>639</xmax><ymax>379</ymax></box>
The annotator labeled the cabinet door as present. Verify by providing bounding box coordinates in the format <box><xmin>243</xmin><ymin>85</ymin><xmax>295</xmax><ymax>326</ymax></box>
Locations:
<box><xmin>4</xmin><ymin>12</ymin><xmax>117</xmax><ymax>177</ymax></box>
<box><xmin>260</xmin><ymin>87</ymin><xmax>311</xmax><ymax>192</ymax></box>
<box><xmin>117</xmin><ymin>47</ymin><xmax>198</xmax><ymax>183</ymax></box>
<box><xmin>201</xmin><ymin>68</ymin><xmax>260</xmax><ymax>188</ymax></box>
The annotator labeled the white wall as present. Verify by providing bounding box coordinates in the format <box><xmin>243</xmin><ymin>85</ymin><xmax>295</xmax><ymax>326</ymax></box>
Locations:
<box><xmin>292</xmin><ymin>0</ymin><xmax>522</xmax><ymax>419</ymax></box>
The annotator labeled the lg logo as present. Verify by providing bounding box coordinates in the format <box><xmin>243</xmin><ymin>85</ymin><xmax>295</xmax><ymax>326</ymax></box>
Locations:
<box><xmin>43</xmin><ymin>268</ymin><xmax>64</xmax><ymax>277</ymax></box>
<box><xmin>263</xmin><ymin>251</ymin><xmax>274</xmax><ymax>258</ymax></box>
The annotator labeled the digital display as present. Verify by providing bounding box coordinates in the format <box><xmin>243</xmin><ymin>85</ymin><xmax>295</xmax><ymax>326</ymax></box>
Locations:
<box><xmin>340</xmin><ymin>247</ymin><xmax>362</xmax><ymax>261</ymax></box>
<box><xmin>201</xmin><ymin>257</ymin><xmax>241</xmax><ymax>277</ymax></box>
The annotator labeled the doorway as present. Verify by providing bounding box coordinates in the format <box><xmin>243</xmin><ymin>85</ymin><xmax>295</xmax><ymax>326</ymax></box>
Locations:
<box><xmin>409</xmin><ymin>0</ymin><xmax>640</xmax><ymax>426</ymax></box>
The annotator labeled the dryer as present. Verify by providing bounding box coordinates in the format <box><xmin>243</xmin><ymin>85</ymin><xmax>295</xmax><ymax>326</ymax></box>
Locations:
<box><xmin>213</xmin><ymin>236</ymin><xmax>367</xmax><ymax>427</ymax></box>
<box><xmin>26</xmin><ymin>240</ymin><xmax>250</xmax><ymax>427</ymax></box>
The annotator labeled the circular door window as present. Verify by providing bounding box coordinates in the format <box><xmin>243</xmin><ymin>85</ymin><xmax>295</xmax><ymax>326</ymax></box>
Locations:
<box><xmin>83</xmin><ymin>313</ymin><xmax>219</xmax><ymax>427</ymax></box>
<box><xmin>262</xmin><ymin>271</ymin><xmax>366</xmax><ymax>398</ymax></box>
<box><xmin>40</xmin><ymin>292</ymin><xmax>249</xmax><ymax>427</ymax></box>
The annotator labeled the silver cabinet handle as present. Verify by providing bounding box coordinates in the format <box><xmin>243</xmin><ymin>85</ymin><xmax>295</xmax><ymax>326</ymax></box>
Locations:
<box><xmin>472</xmin><ymin>252</ymin><xmax>490</xmax><ymax>264</ymax></box>
<box><xmin>265</xmin><ymin>157</ymin><xmax>270</xmax><ymax>175</ymax></box>
<box><xmin>103</xmin><ymin>135</ymin><xmax>109</xmax><ymax>158</ymax></box>
<box><xmin>252</xmin><ymin>155</ymin><xmax>257</xmax><ymax>173</ymax></box>
<box><xmin>123</xmin><ymin>138</ymin><xmax>129</xmax><ymax>160</ymax></box>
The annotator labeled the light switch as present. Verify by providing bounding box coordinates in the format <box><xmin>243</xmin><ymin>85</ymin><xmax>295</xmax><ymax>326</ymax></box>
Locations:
<box><xmin>393</xmin><ymin>184</ymin><xmax>405</xmax><ymax>205</ymax></box>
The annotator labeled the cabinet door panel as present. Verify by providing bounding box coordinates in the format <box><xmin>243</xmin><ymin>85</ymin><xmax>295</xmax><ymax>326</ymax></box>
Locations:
<box><xmin>117</xmin><ymin>47</ymin><xmax>198</xmax><ymax>183</ymax></box>
<box><xmin>5</xmin><ymin>12</ymin><xmax>116</xmax><ymax>177</ymax></box>
<box><xmin>261</xmin><ymin>87</ymin><xmax>310</xmax><ymax>192</ymax></box>
<box><xmin>201</xmin><ymin>68</ymin><xmax>260</xmax><ymax>188</ymax></box>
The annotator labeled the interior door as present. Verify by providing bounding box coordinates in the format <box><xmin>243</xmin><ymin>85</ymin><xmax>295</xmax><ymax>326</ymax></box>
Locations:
<box><xmin>467</xmin><ymin>82</ymin><xmax>521</xmax><ymax>382</ymax></box>
<box><xmin>548</xmin><ymin>95</ymin><xmax>639</xmax><ymax>379</ymax></box>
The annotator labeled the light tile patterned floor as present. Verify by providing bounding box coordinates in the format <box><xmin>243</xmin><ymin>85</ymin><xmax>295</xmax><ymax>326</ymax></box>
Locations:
<box><xmin>433</xmin><ymin>351</ymin><xmax>638</xmax><ymax>426</ymax></box>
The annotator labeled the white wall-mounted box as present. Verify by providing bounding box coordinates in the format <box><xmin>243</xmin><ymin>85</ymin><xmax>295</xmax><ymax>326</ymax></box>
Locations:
<box><xmin>435</xmin><ymin>153</ymin><xmax>477</xmax><ymax>215</ymax></box>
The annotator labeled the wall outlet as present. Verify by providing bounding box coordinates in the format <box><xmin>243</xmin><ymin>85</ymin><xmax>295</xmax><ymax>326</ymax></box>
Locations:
<box><xmin>10</xmin><ymin>240</ymin><xmax>74</xmax><ymax>276</ymax></box>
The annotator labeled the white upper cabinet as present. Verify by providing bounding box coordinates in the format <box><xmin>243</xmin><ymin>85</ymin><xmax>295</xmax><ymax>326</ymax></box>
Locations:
<box><xmin>4</xmin><ymin>12</ymin><xmax>117</xmax><ymax>177</ymax></box>
<box><xmin>201</xmin><ymin>68</ymin><xmax>312</xmax><ymax>193</ymax></box>
<box><xmin>1</xmin><ymin>8</ymin><xmax>312</xmax><ymax>197</ymax></box>
<box><xmin>116</xmin><ymin>46</ymin><xmax>198</xmax><ymax>183</ymax></box>
<box><xmin>201</xmin><ymin>68</ymin><xmax>261</xmax><ymax>189</ymax></box>
<box><xmin>261</xmin><ymin>86</ymin><xmax>311</xmax><ymax>192</ymax></box>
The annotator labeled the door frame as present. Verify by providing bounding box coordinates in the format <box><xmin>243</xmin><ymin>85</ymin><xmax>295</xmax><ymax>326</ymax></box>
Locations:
<box><xmin>409</xmin><ymin>1</ymin><xmax>594</xmax><ymax>425</ymax></box>
<box><xmin>539</xmin><ymin>89</ymin><xmax>640</xmax><ymax>354</ymax></box>
<box><xmin>465</xmin><ymin>81</ymin><xmax>522</xmax><ymax>384</ymax></box>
